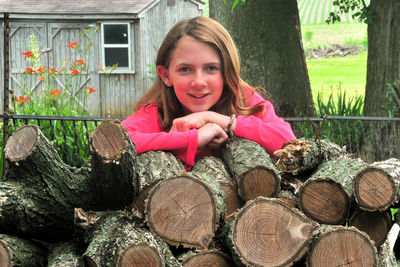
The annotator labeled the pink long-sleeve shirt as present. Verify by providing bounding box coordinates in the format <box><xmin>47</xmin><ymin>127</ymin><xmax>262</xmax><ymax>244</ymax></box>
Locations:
<box><xmin>122</xmin><ymin>92</ymin><xmax>296</xmax><ymax>170</ymax></box>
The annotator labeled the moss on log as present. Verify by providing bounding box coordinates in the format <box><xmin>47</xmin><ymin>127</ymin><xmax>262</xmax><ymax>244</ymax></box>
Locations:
<box><xmin>47</xmin><ymin>241</ymin><xmax>85</xmax><ymax>267</ymax></box>
<box><xmin>222</xmin><ymin>136</ymin><xmax>281</xmax><ymax>201</ymax></box>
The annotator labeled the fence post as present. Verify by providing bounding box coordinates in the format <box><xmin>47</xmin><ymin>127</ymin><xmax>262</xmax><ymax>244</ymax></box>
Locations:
<box><xmin>2</xmin><ymin>12</ymin><xmax>10</xmax><ymax>177</ymax></box>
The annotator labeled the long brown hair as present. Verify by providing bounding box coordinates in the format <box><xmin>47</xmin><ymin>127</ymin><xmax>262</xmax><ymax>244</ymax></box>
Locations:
<box><xmin>135</xmin><ymin>16</ymin><xmax>264</xmax><ymax>130</ymax></box>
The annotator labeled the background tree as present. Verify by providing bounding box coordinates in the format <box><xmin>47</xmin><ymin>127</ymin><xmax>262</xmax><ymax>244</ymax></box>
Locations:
<box><xmin>209</xmin><ymin>0</ymin><xmax>316</xmax><ymax>118</ymax></box>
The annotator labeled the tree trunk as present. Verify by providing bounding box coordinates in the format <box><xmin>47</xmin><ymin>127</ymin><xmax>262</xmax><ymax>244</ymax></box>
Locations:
<box><xmin>0</xmin><ymin>234</ymin><xmax>48</xmax><ymax>267</ymax></box>
<box><xmin>145</xmin><ymin>175</ymin><xmax>222</xmax><ymax>249</ymax></box>
<box><xmin>75</xmin><ymin>210</ymin><xmax>180</xmax><ymax>267</ymax></box>
<box><xmin>297</xmin><ymin>157</ymin><xmax>368</xmax><ymax>225</ymax></box>
<box><xmin>191</xmin><ymin>156</ymin><xmax>244</xmax><ymax>221</ymax></box>
<box><xmin>222</xmin><ymin>136</ymin><xmax>281</xmax><ymax>201</ymax></box>
<box><xmin>222</xmin><ymin>197</ymin><xmax>316</xmax><ymax>267</ymax></box>
<box><xmin>209</xmin><ymin>0</ymin><xmax>316</xmax><ymax>117</ymax></box>
<box><xmin>89</xmin><ymin>119</ymin><xmax>138</xmax><ymax>210</ymax></box>
<box><xmin>348</xmin><ymin>209</ymin><xmax>392</xmax><ymax>248</ymax></box>
<box><xmin>378</xmin><ymin>223</ymin><xmax>399</xmax><ymax>267</ymax></box>
<box><xmin>308</xmin><ymin>226</ymin><xmax>378</xmax><ymax>266</ymax></box>
<box><xmin>353</xmin><ymin>158</ymin><xmax>400</xmax><ymax>211</ymax></box>
<box><xmin>180</xmin><ymin>249</ymin><xmax>233</xmax><ymax>267</ymax></box>
<box><xmin>47</xmin><ymin>241</ymin><xmax>85</xmax><ymax>267</ymax></box>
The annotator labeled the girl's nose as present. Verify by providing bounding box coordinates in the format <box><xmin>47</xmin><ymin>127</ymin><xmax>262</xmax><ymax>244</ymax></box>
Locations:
<box><xmin>191</xmin><ymin>71</ymin><xmax>207</xmax><ymax>88</ymax></box>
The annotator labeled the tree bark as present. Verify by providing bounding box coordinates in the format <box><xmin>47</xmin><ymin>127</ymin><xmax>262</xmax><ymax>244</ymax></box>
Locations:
<box><xmin>209</xmin><ymin>0</ymin><xmax>316</xmax><ymax>117</ymax></box>
<box><xmin>89</xmin><ymin>119</ymin><xmax>138</xmax><ymax>210</ymax></box>
<box><xmin>47</xmin><ymin>241</ymin><xmax>85</xmax><ymax>267</ymax></box>
<box><xmin>378</xmin><ymin>223</ymin><xmax>399</xmax><ymax>267</ymax></box>
<box><xmin>145</xmin><ymin>174</ymin><xmax>222</xmax><ymax>249</ymax></box>
<box><xmin>297</xmin><ymin>157</ymin><xmax>368</xmax><ymax>225</ymax></box>
<box><xmin>75</xmin><ymin>209</ymin><xmax>180</xmax><ymax>267</ymax></box>
<box><xmin>222</xmin><ymin>136</ymin><xmax>281</xmax><ymax>201</ymax></box>
<box><xmin>223</xmin><ymin>197</ymin><xmax>316</xmax><ymax>267</ymax></box>
<box><xmin>308</xmin><ymin>226</ymin><xmax>378</xmax><ymax>266</ymax></box>
<box><xmin>0</xmin><ymin>234</ymin><xmax>48</xmax><ymax>267</ymax></box>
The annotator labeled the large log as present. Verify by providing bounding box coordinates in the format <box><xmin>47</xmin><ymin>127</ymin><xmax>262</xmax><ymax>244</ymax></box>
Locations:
<box><xmin>223</xmin><ymin>197</ymin><xmax>316</xmax><ymax>267</ymax></box>
<box><xmin>308</xmin><ymin>226</ymin><xmax>378</xmax><ymax>266</ymax></box>
<box><xmin>134</xmin><ymin>150</ymin><xmax>186</xmax><ymax>214</ymax></box>
<box><xmin>378</xmin><ymin>223</ymin><xmax>400</xmax><ymax>267</ymax></box>
<box><xmin>179</xmin><ymin>249</ymin><xmax>233</xmax><ymax>267</ymax></box>
<box><xmin>145</xmin><ymin>174</ymin><xmax>222</xmax><ymax>249</ymax></box>
<box><xmin>297</xmin><ymin>157</ymin><xmax>368</xmax><ymax>225</ymax></box>
<box><xmin>47</xmin><ymin>241</ymin><xmax>85</xmax><ymax>267</ymax></box>
<box><xmin>273</xmin><ymin>138</ymin><xmax>345</xmax><ymax>175</ymax></box>
<box><xmin>353</xmin><ymin>158</ymin><xmax>400</xmax><ymax>211</ymax></box>
<box><xmin>0</xmin><ymin>234</ymin><xmax>48</xmax><ymax>266</ymax></box>
<box><xmin>89</xmin><ymin>119</ymin><xmax>138</xmax><ymax>210</ymax></box>
<box><xmin>222</xmin><ymin>136</ymin><xmax>281</xmax><ymax>201</ymax></box>
<box><xmin>75</xmin><ymin>209</ymin><xmax>180</xmax><ymax>267</ymax></box>
<box><xmin>191</xmin><ymin>156</ymin><xmax>244</xmax><ymax>221</ymax></box>
<box><xmin>2</xmin><ymin>124</ymin><xmax>94</xmax><ymax>240</ymax></box>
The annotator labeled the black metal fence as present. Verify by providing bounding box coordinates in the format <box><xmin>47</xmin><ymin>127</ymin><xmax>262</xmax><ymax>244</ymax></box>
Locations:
<box><xmin>1</xmin><ymin>114</ymin><xmax>399</xmax><ymax>172</ymax></box>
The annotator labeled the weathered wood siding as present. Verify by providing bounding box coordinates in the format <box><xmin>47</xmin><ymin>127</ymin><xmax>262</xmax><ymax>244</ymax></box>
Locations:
<box><xmin>0</xmin><ymin>20</ymin><xmax>4</xmax><ymax>114</ymax></box>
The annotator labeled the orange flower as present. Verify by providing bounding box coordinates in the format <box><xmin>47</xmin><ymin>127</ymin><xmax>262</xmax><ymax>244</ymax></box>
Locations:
<box><xmin>21</xmin><ymin>51</ymin><xmax>33</xmax><ymax>60</ymax></box>
<box><xmin>25</xmin><ymin>67</ymin><xmax>36</xmax><ymax>74</ymax></box>
<box><xmin>95</xmin><ymin>62</ymin><xmax>103</xmax><ymax>71</ymax></box>
<box><xmin>70</xmin><ymin>68</ymin><xmax>81</xmax><ymax>75</ymax></box>
<box><xmin>36</xmin><ymin>66</ymin><xmax>47</xmax><ymax>73</ymax></box>
<box><xmin>16</xmin><ymin>96</ymin><xmax>29</xmax><ymax>105</ymax></box>
<box><xmin>66</xmin><ymin>42</ymin><xmax>79</xmax><ymax>48</ymax></box>
<box><xmin>75</xmin><ymin>59</ymin><xmax>86</xmax><ymax>66</ymax></box>
<box><xmin>38</xmin><ymin>76</ymin><xmax>45</xmax><ymax>81</ymax></box>
<box><xmin>48</xmin><ymin>68</ymin><xmax>56</xmax><ymax>74</ymax></box>
<box><xmin>86</xmin><ymin>86</ymin><xmax>97</xmax><ymax>94</ymax></box>
<box><xmin>50</xmin><ymin>89</ymin><xmax>62</xmax><ymax>96</ymax></box>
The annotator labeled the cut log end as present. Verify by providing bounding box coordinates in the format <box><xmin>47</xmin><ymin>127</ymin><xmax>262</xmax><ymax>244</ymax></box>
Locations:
<box><xmin>232</xmin><ymin>197</ymin><xmax>315</xmax><ymax>267</ymax></box>
<box><xmin>298</xmin><ymin>179</ymin><xmax>349</xmax><ymax>225</ymax></box>
<box><xmin>309</xmin><ymin>227</ymin><xmax>377</xmax><ymax>266</ymax></box>
<box><xmin>146</xmin><ymin>176</ymin><xmax>219</xmax><ymax>249</ymax></box>
<box><xmin>4</xmin><ymin>124</ymin><xmax>39</xmax><ymax>162</ymax></box>
<box><xmin>116</xmin><ymin>244</ymin><xmax>163</xmax><ymax>267</ymax></box>
<box><xmin>0</xmin><ymin>240</ymin><xmax>11</xmax><ymax>266</ymax></box>
<box><xmin>90</xmin><ymin>120</ymin><xmax>127</xmax><ymax>162</ymax></box>
<box><xmin>182</xmin><ymin>251</ymin><xmax>232</xmax><ymax>267</ymax></box>
<box><xmin>220</xmin><ymin>182</ymin><xmax>244</xmax><ymax>221</ymax></box>
<box><xmin>239</xmin><ymin>166</ymin><xmax>280</xmax><ymax>201</ymax></box>
<box><xmin>354</xmin><ymin>167</ymin><xmax>396</xmax><ymax>211</ymax></box>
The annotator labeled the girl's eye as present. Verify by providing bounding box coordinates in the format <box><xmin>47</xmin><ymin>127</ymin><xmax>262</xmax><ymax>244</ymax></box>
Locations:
<box><xmin>179</xmin><ymin>67</ymin><xmax>191</xmax><ymax>72</ymax></box>
<box><xmin>206</xmin><ymin>66</ymin><xmax>219</xmax><ymax>72</ymax></box>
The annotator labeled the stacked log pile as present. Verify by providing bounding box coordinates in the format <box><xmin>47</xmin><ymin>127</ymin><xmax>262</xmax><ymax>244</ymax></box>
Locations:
<box><xmin>1</xmin><ymin>121</ymin><xmax>399</xmax><ymax>266</ymax></box>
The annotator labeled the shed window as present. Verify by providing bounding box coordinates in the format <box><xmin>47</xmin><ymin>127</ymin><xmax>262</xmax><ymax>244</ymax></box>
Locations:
<box><xmin>102</xmin><ymin>23</ymin><xmax>131</xmax><ymax>70</ymax></box>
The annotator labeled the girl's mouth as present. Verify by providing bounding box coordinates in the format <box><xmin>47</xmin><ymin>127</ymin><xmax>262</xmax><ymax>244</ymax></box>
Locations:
<box><xmin>189</xmin><ymin>93</ymin><xmax>209</xmax><ymax>99</ymax></box>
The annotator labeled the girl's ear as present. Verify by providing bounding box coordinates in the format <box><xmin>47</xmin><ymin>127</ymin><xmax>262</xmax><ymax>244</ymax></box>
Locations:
<box><xmin>157</xmin><ymin>65</ymin><xmax>172</xmax><ymax>87</ymax></box>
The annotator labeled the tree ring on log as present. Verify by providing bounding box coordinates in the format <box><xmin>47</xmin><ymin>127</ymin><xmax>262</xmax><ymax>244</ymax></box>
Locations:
<box><xmin>353</xmin><ymin>167</ymin><xmax>396</xmax><ymax>211</ymax></box>
<box><xmin>4</xmin><ymin>124</ymin><xmax>39</xmax><ymax>162</ymax></box>
<box><xmin>116</xmin><ymin>243</ymin><xmax>162</xmax><ymax>267</ymax></box>
<box><xmin>0</xmin><ymin>240</ymin><xmax>12</xmax><ymax>265</ymax></box>
<box><xmin>182</xmin><ymin>251</ymin><xmax>232</xmax><ymax>267</ymax></box>
<box><xmin>90</xmin><ymin>120</ymin><xmax>127</xmax><ymax>162</ymax></box>
<box><xmin>220</xmin><ymin>182</ymin><xmax>244</xmax><ymax>221</ymax></box>
<box><xmin>146</xmin><ymin>175</ymin><xmax>219</xmax><ymax>249</ymax></box>
<box><xmin>298</xmin><ymin>178</ymin><xmax>349</xmax><ymax>225</ymax></box>
<box><xmin>232</xmin><ymin>197</ymin><xmax>315</xmax><ymax>267</ymax></box>
<box><xmin>309</xmin><ymin>227</ymin><xmax>377</xmax><ymax>266</ymax></box>
<box><xmin>238</xmin><ymin>166</ymin><xmax>280</xmax><ymax>201</ymax></box>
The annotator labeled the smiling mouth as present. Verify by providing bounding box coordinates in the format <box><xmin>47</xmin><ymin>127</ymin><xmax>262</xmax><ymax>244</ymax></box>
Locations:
<box><xmin>189</xmin><ymin>93</ymin><xmax>210</xmax><ymax>99</ymax></box>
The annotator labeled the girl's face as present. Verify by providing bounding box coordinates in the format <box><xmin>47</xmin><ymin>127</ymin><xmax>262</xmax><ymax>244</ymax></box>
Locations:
<box><xmin>157</xmin><ymin>36</ymin><xmax>224</xmax><ymax>114</ymax></box>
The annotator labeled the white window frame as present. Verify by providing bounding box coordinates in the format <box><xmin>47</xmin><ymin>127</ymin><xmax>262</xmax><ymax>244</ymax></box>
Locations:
<box><xmin>101</xmin><ymin>22</ymin><xmax>133</xmax><ymax>73</ymax></box>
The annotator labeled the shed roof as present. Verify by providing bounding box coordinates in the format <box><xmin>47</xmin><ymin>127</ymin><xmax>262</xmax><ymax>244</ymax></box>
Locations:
<box><xmin>0</xmin><ymin>0</ymin><xmax>159</xmax><ymax>16</ymax></box>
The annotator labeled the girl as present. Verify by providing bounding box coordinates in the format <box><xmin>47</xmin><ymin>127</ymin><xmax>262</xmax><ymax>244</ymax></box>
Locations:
<box><xmin>122</xmin><ymin>16</ymin><xmax>296</xmax><ymax>171</ymax></box>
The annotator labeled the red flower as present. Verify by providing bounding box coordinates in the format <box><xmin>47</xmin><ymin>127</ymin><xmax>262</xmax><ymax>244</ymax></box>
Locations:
<box><xmin>86</xmin><ymin>86</ymin><xmax>97</xmax><ymax>94</ymax></box>
<box><xmin>48</xmin><ymin>68</ymin><xmax>57</xmax><ymax>74</ymax></box>
<box><xmin>75</xmin><ymin>59</ymin><xmax>86</xmax><ymax>66</ymax></box>
<box><xmin>38</xmin><ymin>76</ymin><xmax>45</xmax><ymax>81</ymax></box>
<box><xmin>21</xmin><ymin>51</ymin><xmax>33</xmax><ymax>60</ymax></box>
<box><xmin>16</xmin><ymin>96</ymin><xmax>29</xmax><ymax>105</ymax></box>
<box><xmin>36</xmin><ymin>66</ymin><xmax>47</xmax><ymax>73</ymax></box>
<box><xmin>66</xmin><ymin>42</ymin><xmax>79</xmax><ymax>48</ymax></box>
<box><xmin>70</xmin><ymin>68</ymin><xmax>81</xmax><ymax>75</ymax></box>
<box><xmin>25</xmin><ymin>67</ymin><xmax>36</xmax><ymax>74</ymax></box>
<box><xmin>50</xmin><ymin>89</ymin><xmax>62</xmax><ymax>96</ymax></box>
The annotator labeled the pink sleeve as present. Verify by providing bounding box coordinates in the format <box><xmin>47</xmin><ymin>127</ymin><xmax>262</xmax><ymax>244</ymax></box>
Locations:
<box><xmin>234</xmin><ymin>92</ymin><xmax>296</xmax><ymax>156</ymax></box>
<box><xmin>121</xmin><ymin>105</ymin><xmax>198</xmax><ymax>166</ymax></box>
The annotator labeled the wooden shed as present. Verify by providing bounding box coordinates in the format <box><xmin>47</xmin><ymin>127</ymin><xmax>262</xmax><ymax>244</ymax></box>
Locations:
<box><xmin>0</xmin><ymin>0</ymin><xmax>204</xmax><ymax>117</ymax></box>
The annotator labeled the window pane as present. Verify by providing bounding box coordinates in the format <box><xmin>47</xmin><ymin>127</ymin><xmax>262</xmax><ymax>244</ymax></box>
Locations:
<box><xmin>104</xmin><ymin>24</ymin><xmax>128</xmax><ymax>44</ymax></box>
<box><xmin>105</xmin><ymin>48</ymin><xmax>129</xmax><ymax>67</ymax></box>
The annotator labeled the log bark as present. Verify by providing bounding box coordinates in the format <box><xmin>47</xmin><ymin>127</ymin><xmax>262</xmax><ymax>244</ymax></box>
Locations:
<box><xmin>75</xmin><ymin>209</ymin><xmax>180</xmax><ymax>267</ymax></box>
<box><xmin>353</xmin><ymin>158</ymin><xmax>400</xmax><ymax>211</ymax></box>
<box><xmin>145</xmin><ymin>175</ymin><xmax>221</xmax><ymax>249</ymax></box>
<box><xmin>0</xmin><ymin>234</ymin><xmax>47</xmax><ymax>267</ymax></box>
<box><xmin>89</xmin><ymin>119</ymin><xmax>138</xmax><ymax>210</ymax></box>
<box><xmin>191</xmin><ymin>156</ymin><xmax>244</xmax><ymax>221</ymax></box>
<box><xmin>180</xmin><ymin>249</ymin><xmax>233</xmax><ymax>267</ymax></box>
<box><xmin>308</xmin><ymin>226</ymin><xmax>378</xmax><ymax>266</ymax></box>
<box><xmin>273</xmin><ymin>138</ymin><xmax>345</xmax><ymax>175</ymax></box>
<box><xmin>297</xmin><ymin>157</ymin><xmax>368</xmax><ymax>225</ymax></box>
<box><xmin>348</xmin><ymin>209</ymin><xmax>392</xmax><ymax>247</ymax></box>
<box><xmin>223</xmin><ymin>197</ymin><xmax>316</xmax><ymax>267</ymax></box>
<box><xmin>222</xmin><ymin>136</ymin><xmax>281</xmax><ymax>201</ymax></box>
<box><xmin>378</xmin><ymin>223</ymin><xmax>399</xmax><ymax>267</ymax></box>
<box><xmin>47</xmin><ymin>241</ymin><xmax>85</xmax><ymax>267</ymax></box>
<box><xmin>2</xmin><ymin>124</ymin><xmax>94</xmax><ymax>240</ymax></box>
<box><xmin>134</xmin><ymin>150</ymin><xmax>186</xmax><ymax>214</ymax></box>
